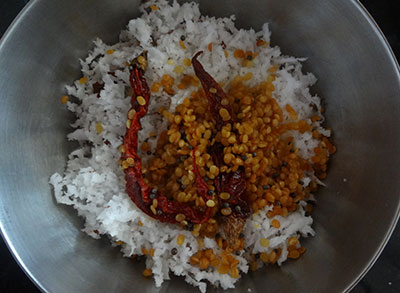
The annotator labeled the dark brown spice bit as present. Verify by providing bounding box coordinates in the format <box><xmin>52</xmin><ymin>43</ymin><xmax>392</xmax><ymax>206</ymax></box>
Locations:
<box><xmin>93</xmin><ymin>82</ymin><xmax>104</xmax><ymax>97</ymax></box>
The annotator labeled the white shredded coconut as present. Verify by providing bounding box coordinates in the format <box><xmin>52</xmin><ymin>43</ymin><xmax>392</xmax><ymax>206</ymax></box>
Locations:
<box><xmin>50</xmin><ymin>1</ymin><xmax>331</xmax><ymax>291</ymax></box>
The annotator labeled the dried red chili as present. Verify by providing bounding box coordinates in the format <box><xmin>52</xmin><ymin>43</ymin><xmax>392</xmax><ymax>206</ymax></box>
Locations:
<box><xmin>122</xmin><ymin>61</ymin><xmax>213</xmax><ymax>224</ymax></box>
<box><xmin>192</xmin><ymin>51</ymin><xmax>250</xmax><ymax>219</ymax></box>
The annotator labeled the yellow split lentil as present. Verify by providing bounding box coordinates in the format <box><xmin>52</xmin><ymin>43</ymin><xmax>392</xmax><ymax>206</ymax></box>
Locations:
<box><xmin>137</xmin><ymin>95</ymin><xmax>146</xmax><ymax>106</ymax></box>
<box><xmin>79</xmin><ymin>76</ymin><xmax>88</xmax><ymax>84</ymax></box>
<box><xmin>142</xmin><ymin>268</ymin><xmax>153</xmax><ymax>277</ymax></box>
<box><xmin>184</xmin><ymin>58</ymin><xmax>192</xmax><ymax>67</ymax></box>
<box><xmin>177</xmin><ymin>234</ymin><xmax>185</xmax><ymax>246</ymax></box>
<box><xmin>206</xmin><ymin>199</ymin><xmax>216</xmax><ymax>207</ymax></box>
<box><xmin>151</xmin><ymin>82</ymin><xmax>161</xmax><ymax>93</ymax></box>
<box><xmin>179</xmin><ymin>40</ymin><xmax>186</xmax><ymax>50</ymax></box>
<box><xmin>96</xmin><ymin>122</ymin><xmax>104</xmax><ymax>134</ymax></box>
<box><xmin>259</xmin><ymin>238</ymin><xmax>270</xmax><ymax>247</ymax></box>
<box><xmin>60</xmin><ymin>95</ymin><xmax>69</xmax><ymax>104</ymax></box>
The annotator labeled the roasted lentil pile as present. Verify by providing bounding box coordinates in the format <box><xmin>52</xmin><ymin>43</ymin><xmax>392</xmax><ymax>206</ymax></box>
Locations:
<box><xmin>138</xmin><ymin>63</ymin><xmax>335</xmax><ymax>274</ymax></box>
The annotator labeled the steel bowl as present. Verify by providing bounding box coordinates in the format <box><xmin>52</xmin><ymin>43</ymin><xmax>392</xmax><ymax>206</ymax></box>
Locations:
<box><xmin>1</xmin><ymin>0</ymin><xmax>399</xmax><ymax>292</ymax></box>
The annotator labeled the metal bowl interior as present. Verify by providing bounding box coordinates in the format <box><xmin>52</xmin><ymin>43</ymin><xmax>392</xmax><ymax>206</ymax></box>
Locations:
<box><xmin>0</xmin><ymin>0</ymin><xmax>399</xmax><ymax>292</ymax></box>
